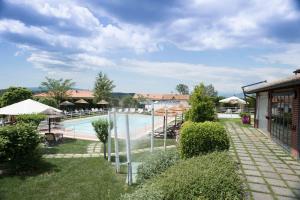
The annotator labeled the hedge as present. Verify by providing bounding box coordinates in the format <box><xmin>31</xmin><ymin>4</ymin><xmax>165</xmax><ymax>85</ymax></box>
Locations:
<box><xmin>0</xmin><ymin>123</ymin><xmax>42</xmax><ymax>171</ymax></box>
<box><xmin>136</xmin><ymin>150</ymin><xmax>179</xmax><ymax>184</ymax></box>
<box><xmin>179</xmin><ymin>121</ymin><xmax>229</xmax><ymax>158</ymax></box>
<box><xmin>122</xmin><ymin>152</ymin><xmax>244</xmax><ymax>200</ymax></box>
<box><xmin>15</xmin><ymin>114</ymin><xmax>46</xmax><ymax>127</ymax></box>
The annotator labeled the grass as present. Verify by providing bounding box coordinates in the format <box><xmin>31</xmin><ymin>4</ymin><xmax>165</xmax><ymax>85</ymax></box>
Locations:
<box><xmin>110</xmin><ymin>138</ymin><xmax>177</xmax><ymax>153</ymax></box>
<box><xmin>42</xmin><ymin>138</ymin><xmax>94</xmax><ymax>154</ymax></box>
<box><xmin>218</xmin><ymin>117</ymin><xmax>253</xmax><ymax>127</ymax></box>
<box><xmin>0</xmin><ymin>158</ymin><xmax>127</xmax><ymax>200</ymax></box>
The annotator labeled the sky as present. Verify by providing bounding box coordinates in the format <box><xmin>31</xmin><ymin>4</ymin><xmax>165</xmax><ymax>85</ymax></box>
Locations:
<box><xmin>0</xmin><ymin>0</ymin><xmax>300</xmax><ymax>95</ymax></box>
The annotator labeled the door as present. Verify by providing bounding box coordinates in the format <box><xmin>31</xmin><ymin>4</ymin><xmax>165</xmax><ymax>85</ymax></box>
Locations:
<box><xmin>257</xmin><ymin>92</ymin><xmax>269</xmax><ymax>133</ymax></box>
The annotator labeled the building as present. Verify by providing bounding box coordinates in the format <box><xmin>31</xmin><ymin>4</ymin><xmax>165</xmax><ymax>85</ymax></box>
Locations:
<box><xmin>245</xmin><ymin>71</ymin><xmax>300</xmax><ymax>158</ymax></box>
<box><xmin>34</xmin><ymin>90</ymin><xmax>94</xmax><ymax>105</ymax></box>
<box><xmin>133</xmin><ymin>93</ymin><xmax>190</xmax><ymax>111</ymax></box>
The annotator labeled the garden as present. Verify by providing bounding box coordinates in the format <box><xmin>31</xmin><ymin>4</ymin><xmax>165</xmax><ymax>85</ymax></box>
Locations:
<box><xmin>0</xmin><ymin>83</ymin><xmax>245</xmax><ymax>200</ymax></box>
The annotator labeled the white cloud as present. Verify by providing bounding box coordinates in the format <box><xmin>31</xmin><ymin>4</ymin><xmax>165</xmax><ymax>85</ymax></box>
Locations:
<box><xmin>120</xmin><ymin>59</ymin><xmax>293</xmax><ymax>92</ymax></box>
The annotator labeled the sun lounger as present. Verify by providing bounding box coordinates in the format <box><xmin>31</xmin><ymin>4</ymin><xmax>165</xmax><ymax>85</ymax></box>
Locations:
<box><xmin>137</xmin><ymin>108</ymin><xmax>144</xmax><ymax>114</ymax></box>
<box><xmin>124</xmin><ymin>108</ymin><xmax>129</xmax><ymax>112</ymax></box>
<box><xmin>130</xmin><ymin>108</ymin><xmax>136</xmax><ymax>113</ymax></box>
<box><xmin>118</xmin><ymin>108</ymin><xmax>123</xmax><ymax>113</ymax></box>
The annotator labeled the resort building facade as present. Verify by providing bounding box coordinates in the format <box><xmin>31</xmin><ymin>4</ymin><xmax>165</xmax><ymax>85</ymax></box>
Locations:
<box><xmin>245</xmin><ymin>72</ymin><xmax>300</xmax><ymax>159</ymax></box>
<box><xmin>34</xmin><ymin>90</ymin><xmax>94</xmax><ymax>102</ymax></box>
<box><xmin>133</xmin><ymin>93</ymin><xmax>190</xmax><ymax>111</ymax></box>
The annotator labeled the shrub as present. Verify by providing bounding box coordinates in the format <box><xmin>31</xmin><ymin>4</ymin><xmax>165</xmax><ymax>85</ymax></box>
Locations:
<box><xmin>123</xmin><ymin>152</ymin><xmax>244</xmax><ymax>200</ymax></box>
<box><xmin>179</xmin><ymin>121</ymin><xmax>229</xmax><ymax>158</ymax></box>
<box><xmin>186</xmin><ymin>83</ymin><xmax>216</xmax><ymax>122</ymax></box>
<box><xmin>92</xmin><ymin>119</ymin><xmax>112</xmax><ymax>158</ymax></box>
<box><xmin>239</xmin><ymin>112</ymin><xmax>250</xmax><ymax>118</ymax></box>
<box><xmin>136</xmin><ymin>150</ymin><xmax>179</xmax><ymax>184</ymax></box>
<box><xmin>37</xmin><ymin>97</ymin><xmax>58</xmax><ymax>108</ymax></box>
<box><xmin>16</xmin><ymin>114</ymin><xmax>46</xmax><ymax>127</ymax></box>
<box><xmin>0</xmin><ymin>123</ymin><xmax>42</xmax><ymax>171</ymax></box>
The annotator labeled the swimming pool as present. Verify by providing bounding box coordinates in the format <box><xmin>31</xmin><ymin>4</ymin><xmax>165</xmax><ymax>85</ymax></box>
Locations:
<box><xmin>63</xmin><ymin>114</ymin><xmax>164</xmax><ymax>140</ymax></box>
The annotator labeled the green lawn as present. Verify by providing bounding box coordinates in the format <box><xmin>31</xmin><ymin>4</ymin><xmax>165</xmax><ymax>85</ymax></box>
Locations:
<box><xmin>111</xmin><ymin>138</ymin><xmax>177</xmax><ymax>153</ymax></box>
<box><xmin>218</xmin><ymin>117</ymin><xmax>253</xmax><ymax>127</ymax></box>
<box><xmin>0</xmin><ymin>158</ymin><xmax>126</xmax><ymax>200</ymax></box>
<box><xmin>42</xmin><ymin>138</ymin><xmax>94</xmax><ymax>154</ymax></box>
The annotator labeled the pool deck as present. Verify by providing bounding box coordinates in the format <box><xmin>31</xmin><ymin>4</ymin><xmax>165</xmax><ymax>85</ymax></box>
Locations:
<box><xmin>226</xmin><ymin>121</ymin><xmax>300</xmax><ymax>200</ymax></box>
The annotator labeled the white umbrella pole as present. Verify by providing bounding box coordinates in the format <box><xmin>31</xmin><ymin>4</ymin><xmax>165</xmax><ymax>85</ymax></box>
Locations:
<box><xmin>164</xmin><ymin>108</ymin><xmax>167</xmax><ymax>151</ymax></box>
<box><xmin>107</xmin><ymin>111</ymin><xmax>112</xmax><ymax>162</ymax></box>
<box><xmin>125</xmin><ymin>114</ymin><xmax>132</xmax><ymax>185</ymax></box>
<box><xmin>113</xmin><ymin>110</ymin><xmax>120</xmax><ymax>173</ymax></box>
<box><xmin>151</xmin><ymin>102</ymin><xmax>154</xmax><ymax>153</ymax></box>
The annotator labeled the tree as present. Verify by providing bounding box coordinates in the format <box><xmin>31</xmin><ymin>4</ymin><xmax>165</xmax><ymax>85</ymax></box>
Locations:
<box><xmin>0</xmin><ymin>87</ymin><xmax>32</xmax><ymax>107</ymax></box>
<box><xmin>40</xmin><ymin>77</ymin><xmax>75</xmax><ymax>104</ymax></box>
<box><xmin>34</xmin><ymin>97</ymin><xmax>58</xmax><ymax>108</ymax></box>
<box><xmin>92</xmin><ymin>119</ymin><xmax>112</xmax><ymax>159</ymax></box>
<box><xmin>186</xmin><ymin>83</ymin><xmax>216</xmax><ymax>122</ymax></box>
<box><xmin>204</xmin><ymin>84</ymin><xmax>218</xmax><ymax>97</ymax></box>
<box><xmin>94</xmin><ymin>72</ymin><xmax>115</xmax><ymax>103</ymax></box>
<box><xmin>176</xmin><ymin>84</ymin><xmax>189</xmax><ymax>95</ymax></box>
<box><xmin>121</xmin><ymin>95</ymin><xmax>134</xmax><ymax>108</ymax></box>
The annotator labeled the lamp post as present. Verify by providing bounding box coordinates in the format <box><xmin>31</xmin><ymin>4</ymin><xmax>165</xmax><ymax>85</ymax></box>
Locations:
<box><xmin>125</xmin><ymin>114</ymin><xmax>132</xmax><ymax>185</ymax></box>
<box><xmin>107</xmin><ymin>111</ymin><xmax>112</xmax><ymax>162</ymax></box>
<box><xmin>151</xmin><ymin>101</ymin><xmax>154</xmax><ymax>153</ymax></box>
<box><xmin>113</xmin><ymin>110</ymin><xmax>120</xmax><ymax>173</ymax></box>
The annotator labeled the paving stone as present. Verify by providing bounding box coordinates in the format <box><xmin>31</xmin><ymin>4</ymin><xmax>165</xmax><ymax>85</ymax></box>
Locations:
<box><xmin>281</xmin><ymin>174</ymin><xmax>300</xmax><ymax>182</ymax></box>
<box><xmin>265</xmin><ymin>178</ymin><xmax>287</xmax><ymax>187</ymax></box>
<box><xmin>243</xmin><ymin>164</ymin><xmax>258</xmax><ymax>170</ymax></box>
<box><xmin>271</xmin><ymin>186</ymin><xmax>295</xmax><ymax>197</ymax></box>
<box><xmin>262</xmin><ymin>172</ymin><xmax>281</xmax><ymax>180</ymax></box>
<box><xmin>276</xmin><ymin>196</ymin><xmax>299</xmax><ymax>200</ymax></box>
<box><xmin>272</xmin><ymin>163</ymin><xmax>290</xmax><ymax>169</ymax></box>
<box><xmin>285</xmin><ymin>180</ymin><xmax>300</xmax><ymax>189</ymax></box>
<box><xmin>256</xmin><ymin>161</ymin><xmax>271</xmax><ymax>167</ymax></box>
<box><xmin>248</xmin><ymin>183</ymin><xmax>270</xmax><ymax>193</ymax></box>
<box><xmin>244</xmin><ymin>169</ymin><xmax>261</xmax><ymax>177</ymax></box>
<box><xmin>292</xmin><ymin>189</ymin><xmax>300</xmax><ymax>199</ymax></box>
<box><xmin>258</xmin><ymin>166</ymin><xmax>276</xmax><ymax>173</ymax></box>
<box><xmin>246</xmin><ymin>175</ymin><xmax>265</xmax><ymax>184</ymax></box>
<box><xmin>251</xmin><ymin>192</ymin><xmax>274</xmax><ymax>200</ymax></box>
<box><xmin>277</xmin><ymin>168</ymin><xmax>295</xmax><ymax>175</ymax></box>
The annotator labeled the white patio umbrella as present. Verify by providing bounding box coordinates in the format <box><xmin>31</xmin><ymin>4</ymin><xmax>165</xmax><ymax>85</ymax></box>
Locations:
<box><xmin>219</xmin><ymin>96</ymin><xmax>246</xmax><ymax>105</ymax></box>
<box><xmin>0</xmin><ymin>99</ymin><xmax>62</xmax><ymax>115</ymax></box>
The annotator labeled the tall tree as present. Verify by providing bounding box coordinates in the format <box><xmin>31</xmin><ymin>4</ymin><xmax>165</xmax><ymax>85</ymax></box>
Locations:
<box><xmin>176</xmin><ymin>84</ymin><xmax>189</xmax><ymax>95</ymax></box>
<box><xmin>186</xmin><ymin>83</ymin><xmax>216</xmax><ymax>122</ymax></box>
<box><xmin>204</xmin><ymin>84</ymin><xmax>218</xmax><ymax>97</ymax></box>
<box><xmin>40</xmin><ymin>77</ymin><xmax>75</xmax><ymax>104</ymax></box>
<box><xmin>94</xmin><ymin>72</ymin><xmax>115</xmax><ymax>103</ymax></box>
<box><xmin>0</xmin><ymin>87</ymin><xmax>32</xmax><ymax>107</ymax></box>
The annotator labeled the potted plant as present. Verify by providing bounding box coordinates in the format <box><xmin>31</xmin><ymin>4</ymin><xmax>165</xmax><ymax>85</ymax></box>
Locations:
<box><xmin>240</xmin><ymin>112</ymin><xmax>251</xmax><ymax>124</ymax></box>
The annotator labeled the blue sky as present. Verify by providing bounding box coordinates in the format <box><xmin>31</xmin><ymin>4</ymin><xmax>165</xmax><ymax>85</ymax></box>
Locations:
<box><xmin>0</xmin><ymin>0</ymin><xmax>300</xmax><ymax>95</ymax></box>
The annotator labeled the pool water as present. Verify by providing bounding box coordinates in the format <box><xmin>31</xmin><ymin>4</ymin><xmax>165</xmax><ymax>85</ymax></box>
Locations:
<box><xmin>63</xmin><ymin>114</ymin><xmax>163</xmax><ymax>139</ymax></box>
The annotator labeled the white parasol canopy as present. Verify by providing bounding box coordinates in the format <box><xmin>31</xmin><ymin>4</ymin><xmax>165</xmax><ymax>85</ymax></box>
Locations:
<box><xmin>0</xmin><ymin>99</ymin><xmax>62</xmax><ymax>115</ymax></box>
<box><xmin>219</xmin><ymin>96</ymin><xmax>246</xmax><ymax>105</ymax></box>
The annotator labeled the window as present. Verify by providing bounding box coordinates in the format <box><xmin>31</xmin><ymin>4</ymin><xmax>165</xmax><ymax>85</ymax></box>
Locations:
<box><xmin>271</xmin><ymin>92</ymin><xmax>293</xmax><ymax>149</ymax></box>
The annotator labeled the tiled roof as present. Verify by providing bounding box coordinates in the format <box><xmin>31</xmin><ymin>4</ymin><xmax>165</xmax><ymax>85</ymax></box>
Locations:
<box><xmin>245</xmin><ymin>74</ymin><xmax>300</xmax><ymax>93</ymax></box>
<box><xmin>133</xmin><ymin>93</ymin><xmax>189</xmax><ymax>101</ymax></box>
<box><xmin>34</xmin><ymin>90</ymin><xmax>94</xmax><ymax>99</ymax></box>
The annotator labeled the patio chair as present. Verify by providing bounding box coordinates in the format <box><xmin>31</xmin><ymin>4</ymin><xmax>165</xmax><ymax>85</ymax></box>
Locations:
<box><xmin>234</xmin><ymin>109</ymin><xmax>242</xmax><ymax>114</ymax></box>
<box><xmin>225</xmin><ymin>109</ymin><xmax>232</xmax><ymax>114</ymax></box>
<box><xmin>118</xmin><ymin>108</ymin><xmax>123</xmax><ymax>113</ymax></box>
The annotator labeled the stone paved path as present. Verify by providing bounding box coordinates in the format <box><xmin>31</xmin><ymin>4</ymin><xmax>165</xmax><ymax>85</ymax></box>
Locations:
<box><xmin>43</xmin><ymin>145</ymin><xmax>176</xmax><ymax>159</ymax></box>
<box><xmin>225</xmin><ymin>122</ymin><xmax>300</xmax><ymax>200</ymax></box>
<box><xmin>86</xmin><ymin>142</ymin><xmax>101</xmax><ymax>154</ymax></box>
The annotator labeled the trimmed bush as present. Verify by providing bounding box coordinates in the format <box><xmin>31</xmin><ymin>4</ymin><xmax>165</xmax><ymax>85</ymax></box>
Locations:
<box><xmin>136</xmin><ymin>150</ymin><xmax>179</xmax><ymax>184</ymax></box>
<box><xmin>179</xmin><ymin>121</ymin><xmax>229</xmax><ymax>158</ymax></box>
<box><xmin>123</xmin><ymin>152</ymin><xmax>244</xmax><ymax>200</ymax></box>
<box><xmin>16</xmin><ymin>114</ymin><xmax>46</xmax><ymax>127</ymax></box>
<box><xmin>0</xmin><ymin>123</ymin><xmax>42</xmax><ymax>171</ymax></box>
